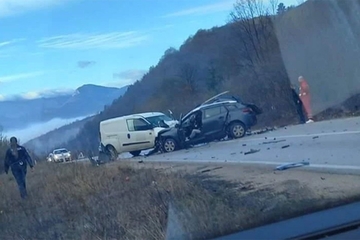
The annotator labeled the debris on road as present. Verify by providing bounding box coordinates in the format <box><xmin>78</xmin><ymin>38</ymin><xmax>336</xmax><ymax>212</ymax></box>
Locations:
<box><xmin>281</xmin><ymin>145</ymin><xmax>290</xmax><ymax>149</ymax></box>
<box><xmin>262</xmin><ymin>139</ymin><xmax>286</xmax><ymax>144</ymax></box>
<box><xmin>312</xmin><ymin>136</ymin><xmax>319</xmax><ymax>139</ymax></box>
<box><xmin>242</xmin><ymin>144</ymin><xmax>247</xmax><ymax>146</ymax></box>
<box><xmin>275</xmin><ymin>161</ymin><xmax>310</xmax><ymax>171</ymax></box>
<box><xmin>250</xmin><ymin>127</ymin><xmax>276</xmax><ymax>135</ymax></box>
<box><xmin>244</xmin><ymin>149</ymin><xmax>260</xmax><ymax>155</ymax></box>
<box><xmin>138</xmin><ymin>160</ymin><xmax>144</xmax><ymax>163</ymax></box>
<box><xmin>200</xmin><ymin>166</ymin><xmax>223</xmax><ymax>173</ymax></box>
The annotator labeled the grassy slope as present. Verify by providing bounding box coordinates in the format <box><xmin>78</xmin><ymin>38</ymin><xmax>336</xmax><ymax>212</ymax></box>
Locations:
<box><xmin>1</xmin><ymin>161</ymin><xmax>360</xmax><ymax>239</ymax></box>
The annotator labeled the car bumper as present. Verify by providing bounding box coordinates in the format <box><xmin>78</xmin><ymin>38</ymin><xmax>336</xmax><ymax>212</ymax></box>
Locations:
<box><xmin>54</xmin><ymin>157</ymin><xmax>71</xmax><ymax>162</ymax></box>
<box><xmin>244</xmin><ymin>113</ymin><xmax>257</xmax><ymax>127</ymax></box>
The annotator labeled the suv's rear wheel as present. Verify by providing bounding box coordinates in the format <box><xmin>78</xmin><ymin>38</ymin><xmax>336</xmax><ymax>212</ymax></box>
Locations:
<box><xmin>130</xmin><ymin>150</ymin><xmax>141</xmax><ymax>157</ymax></box>
<box><xmin>106</xmin><ymin>145</ymin><xmax>118</xmax><ymax>161</ymax></box>
<box><xmin>228</xmin><ymin>122</ymin><xmax>246</xmax><ymax>139</ymax></box>
<box><xmin>162</xmin><ymin>138</ymin><xmax>177</xmax><ymax>153</ymax></box>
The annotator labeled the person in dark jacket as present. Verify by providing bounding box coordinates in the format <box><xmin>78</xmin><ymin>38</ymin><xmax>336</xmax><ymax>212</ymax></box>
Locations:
<box><xmin>4</xmin><ymin>137</ymin><xmax>34</xmax><ymax>199</ymax></box>
<box><xmin>291</xmin><ymin>84</ymin><xmax>306</xmax><ymax>124</ymax></box>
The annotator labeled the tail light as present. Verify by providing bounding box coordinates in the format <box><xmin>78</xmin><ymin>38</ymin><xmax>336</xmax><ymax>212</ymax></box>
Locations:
<box><xmin>242</xmin><ymin>108</ymin><xmax>253</xmax><ymax>113</ymax></box>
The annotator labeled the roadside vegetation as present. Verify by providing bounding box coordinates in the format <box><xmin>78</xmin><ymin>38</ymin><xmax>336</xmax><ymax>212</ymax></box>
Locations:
<box><xmin>2</xmin><ymin>161</ymin><xmax>360</xmax><ymax>239</ymax></box>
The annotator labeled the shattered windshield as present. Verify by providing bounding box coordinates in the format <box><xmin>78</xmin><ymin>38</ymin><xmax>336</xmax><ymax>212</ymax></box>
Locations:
<box><xmin>145</xmin><ymin>114</ymin><xmax>173</xmax><ymax>126</ymax></box>
<box><xmin>53</xmin><ymin>149</ymin><xmax>68</xmax><ymax>154</ymax></box>
<box><xmin>1</xmin><ymin>0</ymin><xmax>360</xmax><ymax>239</ymax></box>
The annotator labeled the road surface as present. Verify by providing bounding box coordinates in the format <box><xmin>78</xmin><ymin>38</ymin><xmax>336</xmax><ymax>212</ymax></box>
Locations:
<box><xmin>128</xmin><ymin>116</ymin><xmax>360</xmax><ymax>172</ymax></box>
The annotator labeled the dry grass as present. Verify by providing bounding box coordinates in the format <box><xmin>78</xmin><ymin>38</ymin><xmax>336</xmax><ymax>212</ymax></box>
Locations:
<box><xmin>1</xmin><ymin>161</ymin><xmax>360</xmax><ymax>240</ymax></box>
<box><xmin>0</xmin><ymin>162</ymin><xmax>248</xmax><ymax>240</ymax></box>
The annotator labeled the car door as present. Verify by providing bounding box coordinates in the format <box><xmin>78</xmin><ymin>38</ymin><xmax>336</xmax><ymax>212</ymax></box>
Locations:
<box><xmin>123</xmin><ymin>118</ymin><xmax>155</xmax><ymax>151</ymax></box>
<box><xmin>201</xmin><ymin>105</ymin><xmax>228</xmax><ymax>138</ymax></box>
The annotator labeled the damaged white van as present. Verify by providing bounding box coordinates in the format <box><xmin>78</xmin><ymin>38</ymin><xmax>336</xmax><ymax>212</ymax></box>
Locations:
<box><xmin>98</xmin><ymin>112</ymin><xmax>177</xmax><ymax>160</ymax></box>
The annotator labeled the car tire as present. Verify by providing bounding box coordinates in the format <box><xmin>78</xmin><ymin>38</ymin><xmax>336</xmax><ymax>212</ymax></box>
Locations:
<box><xmin>106</xmin><ymin>145</ymin><xmax>118</xmax><ymax>161</ymax></box>
<box><xmin>228</xmin><ymin>122</ymin><xmax>246</xmax><ymax>139</ymax></box>
<box><xmin>130</xmin><ymin>150</ymin><xmax>141</xmax><ymax>157</ymax></box>
<box><xmin>162</xmin><ymin>138</ymin><xmax>177</xmax><ymax>153</ymax></box>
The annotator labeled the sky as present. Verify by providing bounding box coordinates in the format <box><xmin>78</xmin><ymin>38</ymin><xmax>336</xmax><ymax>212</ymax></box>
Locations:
<box><xmin>0</xmin><ymin>0</ymin><xmax>299</xmax><ymax>100</ymax></box>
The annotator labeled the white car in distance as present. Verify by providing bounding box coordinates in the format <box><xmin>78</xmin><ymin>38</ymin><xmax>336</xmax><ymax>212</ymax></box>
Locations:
<box><xmin>50</xmin><ymin>148</ymin><xmax>72</xmax><ymax>163</ymax></box>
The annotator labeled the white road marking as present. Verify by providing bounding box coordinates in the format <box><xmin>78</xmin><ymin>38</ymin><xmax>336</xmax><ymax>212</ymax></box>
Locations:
<box><xmin>146</xmin><ymin>159</ymin><xmax>360</xmax><ymax>171</ymax></box>
<box><xmin>240</xmin><ymin>130</ymin><xmax>360</xmax><ymax>143</ymax></box>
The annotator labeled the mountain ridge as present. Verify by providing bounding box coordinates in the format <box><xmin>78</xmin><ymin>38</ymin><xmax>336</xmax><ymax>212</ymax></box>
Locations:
<box><xmin>0</xmin><ymin>84</ymin><xmax>129</xmax><ymax>131</ymax></box>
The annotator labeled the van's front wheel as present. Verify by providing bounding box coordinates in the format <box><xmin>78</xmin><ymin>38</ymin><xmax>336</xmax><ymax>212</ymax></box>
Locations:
<box><xmin>106</xmin><ymin>145</ymin><xmax>118</xmax><ymax>161</ymax></box>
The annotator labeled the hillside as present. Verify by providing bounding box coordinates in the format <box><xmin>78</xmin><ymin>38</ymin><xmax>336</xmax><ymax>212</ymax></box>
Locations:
<box><xmin>0</xmin><ymin>84</ymin><xmax>128</xmax><ymax>131</ymax></box>
<box><xmin>51</xmin><ymin>0</ymin><xmax>360</xmax><ymax>154</ymax></box>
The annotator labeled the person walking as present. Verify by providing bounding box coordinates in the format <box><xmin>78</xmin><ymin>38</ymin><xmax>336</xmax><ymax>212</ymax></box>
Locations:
<box><xmin>4</xmin><ymin>137</ymin><xmax>34</xmax><ymax>199</ymax></box>
<box><xmin>290</xmin><ymin>84</ymin><xmax>306</xmax><ymax>124</ymax></box>
<box><xmin>298</xmin><ymin>76</ymin><xmax>314</xmax><ymax>123</ymax></box>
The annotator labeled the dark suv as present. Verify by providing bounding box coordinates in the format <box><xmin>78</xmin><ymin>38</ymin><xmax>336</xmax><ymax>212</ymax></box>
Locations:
<box><xmin>158</xmin><ymin>94</ymin><xmax>262</xmax><ymax>153</ymax></box>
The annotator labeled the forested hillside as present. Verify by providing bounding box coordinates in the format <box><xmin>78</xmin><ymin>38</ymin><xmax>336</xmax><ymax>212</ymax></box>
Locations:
<box><xmin>60</xmin><ymin>0</ymin><xmax>360</xmax><ymax>154</ymax></box>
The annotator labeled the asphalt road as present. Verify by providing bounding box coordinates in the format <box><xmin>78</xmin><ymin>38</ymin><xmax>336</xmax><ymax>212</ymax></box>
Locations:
<box><xmin>131</xmin><ymin>116</ymin><xmax>360</xmax><ymax>172</ymax></box>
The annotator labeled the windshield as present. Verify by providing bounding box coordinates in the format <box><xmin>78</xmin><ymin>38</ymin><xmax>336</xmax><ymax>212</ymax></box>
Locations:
<box><xmin>53</xmin><ymin>149</ymin><xmax>68</xmax><ymax>154</ymax></box>
<box><xmin>145</xmin><ymin>114</ymin><xmax>173</xmax><ymax>126</ymax></box>
<box><xmin>1</xmin><ymin>0</ymin><xmax>360</xmax><ymax>239</ymax></box>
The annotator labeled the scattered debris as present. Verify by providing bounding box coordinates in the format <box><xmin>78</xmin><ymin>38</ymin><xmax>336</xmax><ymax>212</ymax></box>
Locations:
<box><xmin>242</xmin><ymin>144</ymin><xmax>247</xmax><ymax>146</ymax></box>
<box><xmin>321</xmin><ymin>177</ymin><xmax>325</xmax><ymax>180</ymax></box>
<box><xmin>231</xmin><ymin>152</ymin><xmax>236</xmax><ymax>155</ymax></box>
<box><xmin>138</xmin><ymin>160</ymin><xmax>144</xmax><ymax>163</ymax></box>
<box><xmin>312</xmin><ymin>136</ymin><xmax>319</xmax><ymax>139</ymax></box>
<box><xmin>262</xmin><ymin>139</ymin><xmax>286</xmax><ymax>144</ymax></box>
<box><xmin>281</xmin><ymin>145</ymin><xmax>290</xmax><ymax>149</ymax></box>
<box><xmin>275</xmin><ymin>161</ymin><xmax>310</xmax><ymax>171</ymax></box>
<box><xmin>200</xmin><ymin>166</ymin><xmax>223</xmax><ymax>173</ymax></box>
<box><xmin>244</xmin><ymin>149</ymin><xmax>260</xmax><ymax>155</ymax></box>
<box><xmin>267</xmin><ymin>148</ymin><xmax>270</xmax><ymax>150</ymax></box>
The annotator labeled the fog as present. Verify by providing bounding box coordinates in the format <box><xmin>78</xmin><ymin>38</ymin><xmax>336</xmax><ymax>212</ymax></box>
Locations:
<box><xmin>3</xmin><ymin>116</ymin><xmax>89</xmax><ymax>144</ymax></box>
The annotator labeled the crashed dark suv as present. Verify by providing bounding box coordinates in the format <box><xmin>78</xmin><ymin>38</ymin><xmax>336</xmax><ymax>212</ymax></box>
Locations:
<box><xmin>157</xmin><ymin>92</ymin><xmax>262</xmax><ymax>153</ymax></box>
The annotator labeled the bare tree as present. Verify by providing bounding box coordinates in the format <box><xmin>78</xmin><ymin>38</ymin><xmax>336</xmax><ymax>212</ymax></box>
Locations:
<box><xmin>178</xmin><ymin>63</ymin><xmax>198</xmax><ymax>93</ymax></box>
<box><xmin>269</xmin><ymin>0</ymin><xmax>279</xmax><ymax>15</ymax></box>
<box><xmin>230</xmin><ymin>0</ymin><xmax>275</xmax><ymax>65</ymax></box>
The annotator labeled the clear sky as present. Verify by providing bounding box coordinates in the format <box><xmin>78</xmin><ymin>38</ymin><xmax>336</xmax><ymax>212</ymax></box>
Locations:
<box><xmin>0</xmin><ymin>0</ymin><xmax>299</xmax><ymax>100</ymax></box>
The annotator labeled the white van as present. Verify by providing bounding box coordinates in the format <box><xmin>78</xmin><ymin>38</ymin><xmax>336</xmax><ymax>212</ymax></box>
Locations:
<box><xmin>99</xmin><ymin>112</ymin><xmax>178</xmax><ymax>159</ymax></box>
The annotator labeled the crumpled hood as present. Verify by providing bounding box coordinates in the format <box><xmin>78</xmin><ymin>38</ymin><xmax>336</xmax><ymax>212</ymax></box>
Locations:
<box><xmin>153</xmin><ymin>127</ymin><xmax>166</xmax><ymax>137</ymax></box>
<box><xmin>164</xmin><ymin>120</ymin><xmax>179</xmax><ymax>128</ymax></box>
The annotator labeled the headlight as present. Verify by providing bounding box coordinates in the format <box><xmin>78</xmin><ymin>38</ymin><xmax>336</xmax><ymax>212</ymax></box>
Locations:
<box><xmin>54</xmin><ymin>155</ymin><xmax>58</xmax><ymax>159</ymax></box>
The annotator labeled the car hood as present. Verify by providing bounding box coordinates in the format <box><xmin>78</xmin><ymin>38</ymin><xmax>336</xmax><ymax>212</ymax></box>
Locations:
<box><xmin>154</xmin><ymin>127</ymin><xmax>168</xmax><ymax>137</ymax></box>
<box><xmin>54</xmin><ymin>152</ymin><xmax>70</xmax><ymax>156</ymax></box>
<box><xmin>164</xmin><ymin>120</ymin><xmax>179</xmax><ymax>128</ymax></box>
